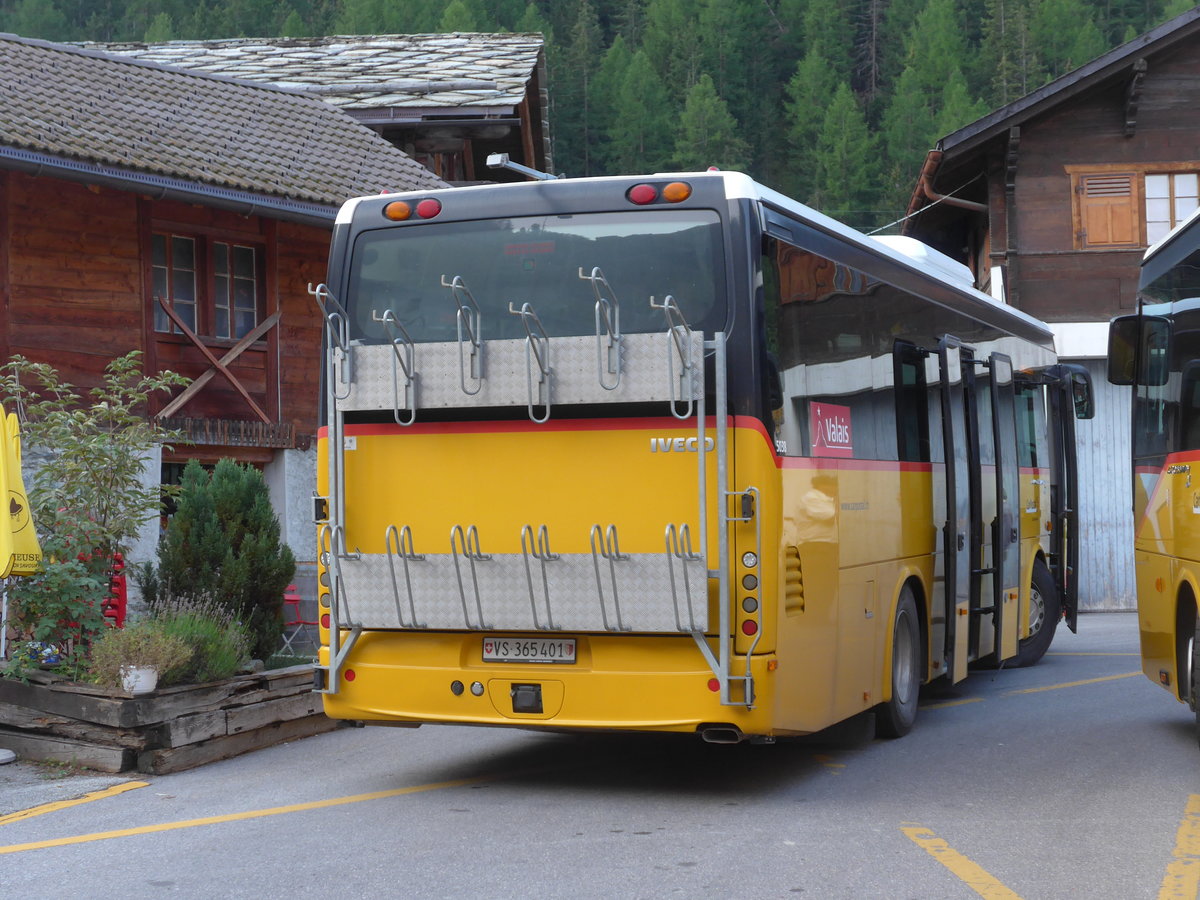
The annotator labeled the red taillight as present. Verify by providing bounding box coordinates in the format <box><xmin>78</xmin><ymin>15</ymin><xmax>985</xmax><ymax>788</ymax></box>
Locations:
<box><xmin>707</xmin><ymin>678</ymin><xmax>720</xmax><ymax>692</ymax></box>
<box><xmin>344</xmin><ymin>669</ymin><xmax>356</xmax><ymax>682</ymax></box>
<box><xmin>742</xmin><ymin>620</ymin><xmax>758</xmax><ymax>636</ymax></box>
<box><xmin>628</xmin><ymin>183</ymin><xmax>658</xmax><ymax>205</ymax></box>
<box><xmin>320</xmin><ymin>613</ymin><xmax>330</xmax><ymax>628</ymax></box>
<box><xmin>416</xmin><ymin>198</ymin><xmax>442</xmax><ymax>219</ymax></box>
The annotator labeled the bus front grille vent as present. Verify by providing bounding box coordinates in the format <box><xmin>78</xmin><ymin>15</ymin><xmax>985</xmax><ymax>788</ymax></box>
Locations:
<box><xmin>784</xmin><ymin>545</ymin><xmax>804</xmax><ymax>615</ymax></box>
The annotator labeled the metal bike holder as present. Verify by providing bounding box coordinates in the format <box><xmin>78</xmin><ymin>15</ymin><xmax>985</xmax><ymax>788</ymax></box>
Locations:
<box><xmin>508</xmin><ymin>301</ymin><xmax>552</xmax><ymax>422</ymax></box>
<box><xmin>579</xmin><ymin>266</ymin><xmax>623</xmax><ymax>390</ymax></box>
<box><xmin>442</xmin><ymin>274</ymin><xmax>484</xmax><ymax>395</ymax></box>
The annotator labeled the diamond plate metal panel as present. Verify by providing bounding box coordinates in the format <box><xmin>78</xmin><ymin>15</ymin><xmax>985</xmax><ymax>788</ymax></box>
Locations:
<box><xmin>334</xmin><ymin>551</ymin><xmax>708</xmax><ymax>633</ymax></box>
<box><xmin>338</xmin><ymin>331</ymin><xmax>703</xmax><ymax>414</ymax></box>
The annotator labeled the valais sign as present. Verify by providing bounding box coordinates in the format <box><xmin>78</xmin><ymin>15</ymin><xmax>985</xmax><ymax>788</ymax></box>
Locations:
<box><xmin>809</xmin><ymin>402</ymin><xmax>853</xmax><ymax>458</ymax></box>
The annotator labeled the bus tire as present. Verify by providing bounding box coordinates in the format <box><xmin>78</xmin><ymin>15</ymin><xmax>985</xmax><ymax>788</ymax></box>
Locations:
<box><xmin>1014</xmin><ymin>560</ymin><xmax>1059</xmax><ymax>667</ymax></box>
<box><xmin>876</xmin><ymin>586</ymin><xmax>920</xmax><ymax>739</ymax></box>
<box><xmin>1190</xmin><ymin>617</ymin><xmax>1200</xmax><ymax>749</ymax></box>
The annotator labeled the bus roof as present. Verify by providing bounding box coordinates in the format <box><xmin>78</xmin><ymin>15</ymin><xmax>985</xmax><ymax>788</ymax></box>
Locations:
<box><xmin>340</xmin><ymin>171</ymin><xmax>1056</xmax><ymax>347</ymax></box>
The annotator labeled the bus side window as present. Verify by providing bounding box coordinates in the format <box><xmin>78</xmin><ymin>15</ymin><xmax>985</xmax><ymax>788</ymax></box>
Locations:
<box><xmin>894</xmin><ymin>342</ymin><xmax>930</xmax><ymax>463</ymax></box>
<box><xmin>1014</xmin><ymin>383</ymin><xmax>1040</xmax><ymax>468</ymax></box>
<box><xmin>1181</xmin><ymin>363</ymin><xmax>1200</xmax><ymax>451</ymax></box>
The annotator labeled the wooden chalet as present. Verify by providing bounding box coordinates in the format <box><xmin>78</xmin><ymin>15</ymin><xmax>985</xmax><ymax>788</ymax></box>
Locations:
<box><xmin>0</xmin><ymin>33</ymin><xmax>447</xmax><ymax>571</ymax></box>
<box><xmin>903</xmin><ymin>8</ymin><xmax>1200</xmax><ymax>610</ymax></box>
<box><xmin>80</xmin><ymin>33</ymin><xmax>553</xmax><ymax>184</ymax></box>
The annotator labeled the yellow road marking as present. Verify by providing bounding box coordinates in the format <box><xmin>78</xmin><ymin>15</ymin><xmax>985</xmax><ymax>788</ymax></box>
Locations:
<box><xmin>1159</xmin><ymin>794</ymin><xmax>1200</xmax><ymax>899</ymax></box>
<box><xmin>922</xmin><ymin>697</ymin><xmax>985</xmax><ymax>710</ymax></box>
<box><xmin>0</xmin><ymin>773</ymin><xmax>492</xmax><ymax>856</ymax></box>
<box><xmin>0</xmin><ymin>782</ymin><xmax>149</xmax><ymax>826</ymax></box>
<box><xmin>813</xmin><ymin>754</ymin><xmax>845</xmax><ymax>774</ymax></box>
<box><xmin>902</xmin><ymin>824</ymin><xmax>1024</xmax><ymax>899</ymax></box>
<box><xmin>1006</xmin><ymin>671</ymin><xmax>1141</xmax><ymax>695</ymax></box>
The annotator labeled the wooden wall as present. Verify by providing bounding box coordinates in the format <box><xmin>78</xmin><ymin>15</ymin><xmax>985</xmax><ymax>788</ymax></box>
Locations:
<box><xmin>0</xmin><ymin>171</ymin><xmax>330</xmax><ymax>445</ymax></box>
<box><xmin>1011</xmin><ymin>40</ymin><xmax>1200</xmax><ymax>323</ymax></box>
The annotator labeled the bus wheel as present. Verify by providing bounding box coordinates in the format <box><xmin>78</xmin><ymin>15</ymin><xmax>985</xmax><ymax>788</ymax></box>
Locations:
<box><xmin>1014</xmin><ymin>560</ymin><xmax>1060</xmax><ymax>667</ymax></box>
<box><xmin>1190</xmin><ymin>618</ymin><xmax>1200</xmax><ymax>748</ymax></box>
<box><xmin>876</xmin><ymin>586</ymin><xmax>920</xmax><ymax>739</ymax></box>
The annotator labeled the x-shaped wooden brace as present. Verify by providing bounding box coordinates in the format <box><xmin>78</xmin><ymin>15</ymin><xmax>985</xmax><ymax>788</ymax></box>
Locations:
<box><xmin>156</xmin><ymin>295</ymin><xmax>281</xmax><ymax>423</ymax></box>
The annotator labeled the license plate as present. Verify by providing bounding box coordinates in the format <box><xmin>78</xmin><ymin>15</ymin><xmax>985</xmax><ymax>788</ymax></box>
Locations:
<box><xmin>482</xmin><ymin>636</ymin><xmax>576</xmax><ymax>664</ymax></box>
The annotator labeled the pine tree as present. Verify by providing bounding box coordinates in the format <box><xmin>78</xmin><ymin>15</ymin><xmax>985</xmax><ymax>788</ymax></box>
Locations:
<box><xmin>642</xmin><ymin>0</ymin><xmax>703</xmax><ymax>104</ymax></box>
<box><xmin>144</xmin><ymin>12</ymin><xmax>175</xmax><ymax>42</ymax></box>
<box><xmin>981</xmin><ymin>0</ymin><xmax>1045</xmax><ymax>106</ymax></box>
<box><xmin>441</xmin><ymin>0</ymin><xmax>479</xmax><ymax>31</ymax></box>
<box><xmin>591</xmin><ymin>36</ymin><xmax>634</xmax><ymax>173</ymax></box>
<box><xmin>1032</xmin><ymin>0</ymin><xmax>1106</xmax><ymax>79</ymax></box>
<box><xmin>148</xmin><ymin>460</ymin><xmax>296</xmax><ymax>662</ymax></box>
<box><xmin>550</xmin><ymin>0</ymin><xmax>605</xmax><ymax>176</ymax></box>
<box><xmin>813</xmin><ymin>82</ymin><xmax>878</xmax><ymax>229</ymax></box>
<box><xmin>784</xmin><ymin>48</ymin><xmax>838</xmax><ymax>202</ymax></box>
<box><xmin>3</xmin><ymin>0</ymin><xmax>73</xmax><ymax>40</ymax></box>
<box><xmin>609</xmin><ymin>49</ymin><xmax>673</xmax><ymax>173</ymax></box>
<box><xmin>673</xmin><ymin>73</ymin><xmax>749</xmax><ymax>172</ymax></box>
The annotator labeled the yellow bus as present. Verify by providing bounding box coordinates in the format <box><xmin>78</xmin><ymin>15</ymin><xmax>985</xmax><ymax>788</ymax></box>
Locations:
<box><xmin>1108</xmin><ymin>208</ymin><xmax>1200</xmax><ymax>742</ymax></box>
<box><xmin>311</xmin><ymin>171</ymin><xmax>1092</xmax><ymax>743</ymax></box>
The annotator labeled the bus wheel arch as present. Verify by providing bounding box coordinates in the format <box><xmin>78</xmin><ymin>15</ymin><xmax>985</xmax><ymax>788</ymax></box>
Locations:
<box><xmin>875</xmin><ymin>579</ymin><xmax>924</xmax><ymax>739</ymax></box>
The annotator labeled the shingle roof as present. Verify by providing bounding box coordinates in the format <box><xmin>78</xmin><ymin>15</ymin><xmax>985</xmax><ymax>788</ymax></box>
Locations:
<box><xmin>78</xmin><ymin>33</ymin><xmax>545</xmax><ymax>113</ymax></box>
<box><xmin>0</xmin><ymin>33</ymin><xmax>446</xmax><ymax>218</ymax></box>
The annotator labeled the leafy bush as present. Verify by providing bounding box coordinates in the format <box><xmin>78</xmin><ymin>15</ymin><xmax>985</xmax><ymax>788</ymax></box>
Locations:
<box><xmin>152</xmin><ymin>598</ymin><xmax>250</xmax><ymax>684</ymax></box>
<box><xmin>140</xmin><ymin>459</ymin><xmax>295</xmax><ymax>661</ymax></box>
<box><xmin>87</xmin><ymin>619</ymin><xmax>192</xmax><ymax>691</ymax></box>
<box><xmin>0</xmin><ymin>353</ymin><xmax>186</xmax><ymax>678</ymax></box>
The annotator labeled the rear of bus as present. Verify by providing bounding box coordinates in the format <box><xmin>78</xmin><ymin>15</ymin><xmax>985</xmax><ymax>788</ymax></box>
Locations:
<box><xmin>313</xmin><ymin>173</ymin><xmax>783</xmax><ymax>739</ymax></box>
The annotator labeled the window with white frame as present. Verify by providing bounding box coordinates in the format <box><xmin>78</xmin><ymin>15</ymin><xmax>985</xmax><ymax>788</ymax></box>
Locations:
<box><xmin>1146</xmin><ymin>173</ymin><xmax>1199</xmax><ymax>244</ymax></box>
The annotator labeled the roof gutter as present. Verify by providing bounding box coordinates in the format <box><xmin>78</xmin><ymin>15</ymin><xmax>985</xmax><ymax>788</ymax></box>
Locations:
<box><xmin>915</xmin><ymin>150</ymin><xmax>989</xmax><ymax>213</ymax></box>
<box><xmin>0</xmin><ymin>146</ymin><xmax>338</xmax><ymax>228</ymax></box>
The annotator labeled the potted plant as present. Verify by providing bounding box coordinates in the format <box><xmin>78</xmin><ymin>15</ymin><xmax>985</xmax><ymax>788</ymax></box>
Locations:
<box><xmin>87</xmin><ymin>619</ymin><xmax>192</xmax><ymax>695</ymax></box>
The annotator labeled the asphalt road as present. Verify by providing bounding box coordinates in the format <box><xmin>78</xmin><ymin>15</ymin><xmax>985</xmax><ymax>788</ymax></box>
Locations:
<box><xmin>2</xmin><ymin>611</ymin><xmax>1196</xmax><ymax>899</ymax></box>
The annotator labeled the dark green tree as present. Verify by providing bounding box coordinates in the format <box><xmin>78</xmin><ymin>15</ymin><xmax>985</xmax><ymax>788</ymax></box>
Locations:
<box><xmin>673</xmin><ymin>73</ymin><xmax>749</xmax><ymax>171</ymax></box>
<box><xmin>550</xmin><ymin>0</ymin><xmax>605</xmax><ymax>175</ymax></box>
<box><xmin>145</xmin><ymin>459</ymin><xmax>296</xmax><ymax>661</ymax></box>
<box><xmin>2</xmin><ymin>0</ymin><xmax>73</xmax><ymax>40</ymax></box>
<box><xmin>981</xmin><ymin>0</ymin><xmax>1045</xmax><ymax>106</ymax></box>
<box><xmin>813</xmin><ymin>81</ymin><xmax>878</xmax><ymax>229</ymax></box>
<box><xmin>1032</xmin><ymin>0</ymin><xmax>1106</xmax><ymax>79</ymax></box>
<box><xmin>784</xmin><ymin>47</ymin><xmax>838</xmax><ymax>202</ymax></box>
<box><xmin>441</xmin><ymin>0</ymin><xmax>478</xmax><ymax>31</ymax></box>
<box><xmin>608</xmin><ymin>48</ymin><xmax>673</xmax><ymax>173</ymax></box>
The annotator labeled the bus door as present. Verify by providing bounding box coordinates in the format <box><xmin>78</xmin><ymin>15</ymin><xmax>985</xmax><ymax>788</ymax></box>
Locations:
<box><xmin>938</xmin><ymin>336</ymin><xmax>974</xmax><ymax>683</ymax></box>
<box><xmin>988</xmin><ymin>353</ymin><xmax>1022</xmax><ymax>661</ymax></box>
<box><xmin>1045</xmin><ymin>364</ymin><xmax>1092</xmax><ymax>634</ymax></box>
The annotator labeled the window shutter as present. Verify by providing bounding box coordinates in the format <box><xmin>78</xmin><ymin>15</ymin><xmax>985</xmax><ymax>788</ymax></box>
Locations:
<box><xmin>1079</xmin><ymin>174</ymin><xmax>1138</xmax><ymax>248</ymax></box>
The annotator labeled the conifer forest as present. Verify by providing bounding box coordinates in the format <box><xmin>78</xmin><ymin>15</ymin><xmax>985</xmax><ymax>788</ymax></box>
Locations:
<box><xmin>0</xmin><ymin>0</ymin><xmax>1191</xmax><ymax>231</ymax></box>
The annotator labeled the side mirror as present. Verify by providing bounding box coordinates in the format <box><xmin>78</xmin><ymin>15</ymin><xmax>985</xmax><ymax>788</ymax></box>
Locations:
<box><xmin>1045</xmin><ymin>363</ymin><xmax>1095</xmax><ymax>419</ymax></box>
<box><xmin>1106</xmin><ymin>315</ymin><xmax>1138</xmax><ymax>385</ymax></box>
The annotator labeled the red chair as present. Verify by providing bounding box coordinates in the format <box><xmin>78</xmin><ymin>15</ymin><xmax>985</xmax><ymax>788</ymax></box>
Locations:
<box><xmin>280</xmin><ymin>583</ymin><xmax>317</xmax><ymax>654</ymax></box>
<box><xmin>102</xmin><ymin>553</ymin><xmax>127</xmax><ymax>628</ymax></box>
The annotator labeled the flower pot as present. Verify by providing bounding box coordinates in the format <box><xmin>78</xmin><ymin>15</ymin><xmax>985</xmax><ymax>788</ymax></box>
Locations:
<box><xmin>120</xmin><ymin>665</ymin><xmax>158</xmax><ymax>695</ymax></box>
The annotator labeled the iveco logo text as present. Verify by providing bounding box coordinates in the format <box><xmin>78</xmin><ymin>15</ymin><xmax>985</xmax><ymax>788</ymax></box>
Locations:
<box><xmin>650</xmin><ymin>437</ymin><xmax>716</xmax><ymax>452</ymax></box>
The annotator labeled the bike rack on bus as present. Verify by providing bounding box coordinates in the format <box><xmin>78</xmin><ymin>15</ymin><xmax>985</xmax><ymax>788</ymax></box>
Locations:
<box><xmin>520</xmin><ymin>524</ymin><xmax>560</xmax><ymax>630</ymax></box>
<box><xmin>579</xmin><ymin>266</ymin><xmax>623</xmax><ymax>390</ymax></box>
<box><xmin>451</xmin><ymin>524</ymin><xmax>493</xmax><ymax>629</ymax></box>
<box><xmin>442</xmin><ymin>274</ymin><xmax>484</xmax><ymax>395</ymax></box>
<box><xmin>590</xmin><ymin>524</ymin><xmax>632</xmax><ymax>632</ymax></box>
<box><xmin>509</xmin><ymin>301</ymin><xmax>553</xmax><ymax>423</ymax></box>
<box><xmin>384</xmin><ymin>524</ymin><xmax>425</xmax><ymax>628</ymax></box>
<box><xmin>377</xmin><ymin>309</ymin><xmax>418</xmax><ymax>426</ymax></box>
<box><xmin>666</xmin><ymin>523</ymin><xmax>704</xmax><ymax>633</ymax></box>
<box><xmin>651</xmin><ymin>294</ymin><xmax>696</xmax><ymax>420</ymax></box>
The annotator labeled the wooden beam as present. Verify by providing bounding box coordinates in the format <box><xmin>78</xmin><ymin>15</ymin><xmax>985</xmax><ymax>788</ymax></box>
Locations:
<box><xmin>1005</xmin><ymin>127</ymin><xmax>1021</xmax><ymax>307</ymax></box>
<box><xmin>155</xmin><ymin>296</ymin><xmax>271</xmax><ymax>423</ymax></box>
<box><xmin>157</xmin><ymin>311</ymin><xmax>280</xmax><ymax>419</ymax></box>
<box><xmin>1125</xmin><ymin>58</ymin><xmax>1148</xmax><ymax>137</ymax></box>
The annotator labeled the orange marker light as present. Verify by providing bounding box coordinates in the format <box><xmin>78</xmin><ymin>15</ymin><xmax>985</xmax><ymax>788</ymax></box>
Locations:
<box><xmin>662</xmin><ymin>181</ymin><xmax>692</xmax><ymax>202</ymax></box>
<box><xmin>383</xmin><ymin>201</ymin><xmax>412</xmax><ymax>221</ymax></box>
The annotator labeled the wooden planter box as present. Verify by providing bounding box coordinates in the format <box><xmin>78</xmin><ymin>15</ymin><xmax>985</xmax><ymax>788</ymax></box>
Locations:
<box><xmin>0</xmin><ymin>665</ymin><xmax>341</xmax><ymax>774</ymax></box>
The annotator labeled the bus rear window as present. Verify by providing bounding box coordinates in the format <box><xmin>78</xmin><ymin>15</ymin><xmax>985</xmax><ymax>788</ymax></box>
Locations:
<box><xmin>345</xmin><ymin>210</ymin><xmax>726</xmax><ymax>343</ymax></box>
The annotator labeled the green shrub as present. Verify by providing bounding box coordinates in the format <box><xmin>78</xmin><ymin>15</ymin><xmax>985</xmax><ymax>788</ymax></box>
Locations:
<box><xmin>139</xmin><ymin>458</ymin><xmax>295</xmax><ymax>661</ymax></box>
<box><xmin>152</xmin><ymin>598</ymin><xmax>250</xmax><ymax>684</ymax></box>
<box><xmin>87</xmin><ymin>619</ymin><xmax>192</xmax><ymax>690</ymax></box>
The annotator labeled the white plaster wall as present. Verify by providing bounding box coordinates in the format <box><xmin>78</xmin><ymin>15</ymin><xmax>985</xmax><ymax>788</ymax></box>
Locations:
<box><xmin>264</xmin><ymin>446</ymin><xmax>317</xmax><ymax>565</ymax></box>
